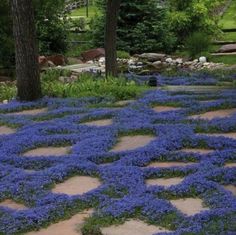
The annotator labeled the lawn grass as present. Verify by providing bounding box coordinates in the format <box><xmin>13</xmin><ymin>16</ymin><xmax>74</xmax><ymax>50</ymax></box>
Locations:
<box><xmin>223</xmin><ymin>31</ymin><xmax>236</xmax><ymax>41</ymax></box>
<box><xmin>219</xmin><ymin>0</ymin><xmax>236</xmax><ymax>29</ymax></box>
<box><xmin>211</xmin><ymin>54</ymin><xmax>236</xmax><ymax>65</ymax></box>
<box><xmin>69</xmin><ymin>6</ymin><xmax>99</xmax><ymax>18</ymax></box>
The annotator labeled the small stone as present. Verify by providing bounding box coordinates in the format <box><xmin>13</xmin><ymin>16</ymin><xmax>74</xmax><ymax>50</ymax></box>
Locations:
<box><xmin>176</xmin><ymin>58</ymin><xmax>183</xmax><ymax>64</ymax></box>
<box><xmin>166</xmin><ymin>58</ymin><xmax>173</xmax><ymax>63</ymax></box>
<box><xmin>3</xmin><ymin>100</ymin><xmax>8</xmax><ymax>104</ymax></box>
<box><xmin>199</xmin><ymin>56</ymin><xmax>207</xmax><ymax>63</ymax></box>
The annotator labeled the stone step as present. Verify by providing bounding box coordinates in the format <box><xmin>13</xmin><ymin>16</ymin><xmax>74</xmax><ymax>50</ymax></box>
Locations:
<box><xmin>212</xmin><ymin>40</ymin><xmax>236</xmax><ymax>45</ymax></box>
<box><xmin>211</xmin><ymin>52</ymin><xmax>236</xmax><ymax>56</ymax></box>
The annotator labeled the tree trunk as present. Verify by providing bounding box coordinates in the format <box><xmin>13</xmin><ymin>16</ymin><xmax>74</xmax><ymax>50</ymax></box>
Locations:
<box><xmin>105</xmin><ymin>0</ymin><xmax>121</xmax><ymax>78</ymax></box>
<box><xmin>11</xmin><ymin>0</ymin><xmax>42</xmax><ymax>101</ymax></box>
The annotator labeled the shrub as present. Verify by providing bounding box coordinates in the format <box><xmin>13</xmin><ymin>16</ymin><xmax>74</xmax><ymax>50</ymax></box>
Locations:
<box><xmin>117</xmin><ymin>51</ymin><xmax>130</xmax><ymax>59</ymax></box>
<box><xmin>91</xmin><ymin>0</ymin><xmax>177</xmax><ymax>54</ymax></box>
<box><xmin>185</xmin><ymin>32</ymin><xmax>211</xmax><ymax>58</ymax></box>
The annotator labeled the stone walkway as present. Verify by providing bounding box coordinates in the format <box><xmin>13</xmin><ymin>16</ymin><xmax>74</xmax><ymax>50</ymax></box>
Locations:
<box><xmin>0</xmin><ymin>86</ymin><xmax>235</xmax><ymax>234</ymax></box>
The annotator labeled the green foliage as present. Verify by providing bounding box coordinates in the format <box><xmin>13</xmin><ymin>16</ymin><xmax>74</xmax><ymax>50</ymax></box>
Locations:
<box><xmin>0</xmin><ymin>83</ymin><xmax>17</xmax><ymax>102</ymax></box>
<box><xmin>168</xmin><ymin>0</ymin><xmax>224</xmax><ymax>42</ymax></box>
<box><xmin>185</xmin><ymin>32</ymin><xmax>211</xmax><ymax>58</ymax></box>
<box><xmin>91</xmin><ymin>0</ymin><xmax>177</xmax><ymax>54</ymax></box>
<box><xmin>0</xmin><ymin>1</ymin><xmax>14</xmax><ymax>67</ymax></box>
<box><xmin>117</xmin><ymin>51</ymin><xmax>130</xmax><ymax>59</ymax></box>
<box><xmin>34</xmin><ymin>0</ymin><xmax>70</xmax><ymax>54</ymax></box>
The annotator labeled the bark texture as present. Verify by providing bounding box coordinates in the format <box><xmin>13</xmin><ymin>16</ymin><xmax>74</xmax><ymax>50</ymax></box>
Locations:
<box><xmin>11</xmin><ymin>0</ymin><xmax>42</xmax><ymax>101</ymax></box>
<box><xmin>105</xmin><ymin>0</ymin><xmax>121</xmax><ymax>77</ymax></box>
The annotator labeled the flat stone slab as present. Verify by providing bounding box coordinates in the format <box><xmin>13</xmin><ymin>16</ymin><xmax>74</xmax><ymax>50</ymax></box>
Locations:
<box><xmin>83</xmin><ymin>119</ymin><xmax>113</xmax><ymax>127</ymax></box>
<box><xmin>146</xmin><ymin>177</ymin><xmax>184</xmax><ymax>187</ymax></box>
<box><xmin>147</xmin><ymin>162</ymin><xmax>196</xmax><ymax>168</ymax></box>
<box><xmin>114</xmin><ymin>100</ymin><xmax>135</xmax><ymax>106</ymax></box>
<box><xmin>170</xmin><ymin>198</ymin><xmax>209</xmax><ymax>216</ymax></box>
<box><xmin>0</xmin><ymin>126</ymin><xmax>16</xmax><ymax>135</ymax></box>
<box><xmin>190</xmin><ymin>108</ymin><xmax>236</xmax><ymax>120</ymax></box>
<box><xmin>163</xmin><ymin>86</ymin><xmax>224</xmax><ymax>93</ymax></box>
<box><xmin>23</xmin><ymin>147</ymin><xmax>70</xmax><ymax>157</ymax></box>
<box><xmin>0</xmin><ymin>199</ymin><xmax>27</xmax><ymax>210</ymax></box>
<box><xmin>181</xmin><ymin>148</ymin><xmax>214</xmax><ymax>154</ymax></box>
<box><xmin>111</xmin><ymin>135</ymin><xmax>155</xmax><ymax>152</ymax></box>
<box><xmin>206</xmin><ymin>133</ymin><xmax>236</xmax><ymax>140</ymax></box>
<box><xmin>26</xmin><ymin>209</ymin><xmax>93</xmax><ymax>235</ymax></box>
<box><xmin>225</xmin><ymin>163</ymin><xmax>236</xmax><ymax>168</ymax></box>
<box><xmin>153</xmin><ymin>106</ymin><xmax>181</xmax><ymax>112</ymax></box>
<box><xmin>52</xmin><ymin>176</ymin><xmax>101</xmax><ymax>195</ymax></box>
<box><xmin>101</xmin><ymin>220</ymin><xmax>170</xmax><ymax>235</ymax></box>
<box><xmin>224</xmin><ymin>185</ymin><xmax>236</xmax><ymax>196</ymax></box>
<box><xmin>8</xmin><ymin>108</ymin><xmax>48</xmax><ymax>116</ymax></box>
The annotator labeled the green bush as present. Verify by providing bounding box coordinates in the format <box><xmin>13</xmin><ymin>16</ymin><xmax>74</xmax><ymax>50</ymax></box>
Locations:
<box><xmin>185</xmin><ymin>32</ymin><xmax>211</xmax><ymax>58</ymax></box>
<box><xmin>91</xmin><ymin>0</ymin><xmax>177</xmax><ymax>54</ymax></box>
<box><xmin>117</xmin><ymin>51</ymin><xmax>130</xmax><ymax>59</ymax></box>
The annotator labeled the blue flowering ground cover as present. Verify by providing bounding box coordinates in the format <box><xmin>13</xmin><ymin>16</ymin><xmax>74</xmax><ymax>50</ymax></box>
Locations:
<box><xmin>0</xmin><ymin>85</ymin><xmax>236</xmax><ymax>234</ymax></box>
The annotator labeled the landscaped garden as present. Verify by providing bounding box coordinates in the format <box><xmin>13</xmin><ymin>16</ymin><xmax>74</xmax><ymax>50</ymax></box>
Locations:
<box><xmin>0</xmin><ymin>0</ymin><xmax>236</xmax><ymax>234</ymax></box>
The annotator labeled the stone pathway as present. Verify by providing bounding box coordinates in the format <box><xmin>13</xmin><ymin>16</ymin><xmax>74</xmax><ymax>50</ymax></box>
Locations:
<box><xmin>26</xmin><ymin>209</ymin><xmax>93</xmax><ymax>235</ymax></box>
<box><xmin>23</xmin><ymin>147</ymin><xmax>70</xmax><ymax>157</ymax></box>
<box><xmin>170</xmin><ymin>198</ymin><xmax>209</xmax><ymax>216</ymax></box>
<box><xmin>111</xmin><ymin>135</ymin><xmax>155</xmax><ymax>152</ymax></box>
<box><xmin>0</xmin><ymin>199</ymin><xmax>27</xmax><ymax>210</ymax></box>
<box><xmin>52</xmin><ymin>176</ymin><xmax>101</xmax><ymax>196</ymax></box>
<box><xmin>0</xmin><ymin>126</ymin><xmax>16</xmax><ymax>135</ymax></box>
<box><xmin>62</xmin><ymin>63</ymin><xmax>101</xmax><ymax>74</ymax></box>
<box><xmin>0</xmin><ymin>87</ymin><xmax>235</xmax><ymax>234</ymax></box>
<box><xmin>190</xmin><ymin>108</ymin><xmax>236</xmax><ymax>120</ymax></box>
<box><xmin>101</xmin><ymin>220</ymin><xmax>170</xmax><ymax>235</ymax></box>
<box><xmin>83</xmin><ymin>119</ymin><xmax>113</xmax><ymax>127</ymax></box>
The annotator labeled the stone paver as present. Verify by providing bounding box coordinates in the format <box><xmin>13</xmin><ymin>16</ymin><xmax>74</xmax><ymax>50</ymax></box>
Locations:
<box><xmin>26</xmin><ymin>209</ymin><xmax>93</xmax><ymax>235</ymax></box>
<box><xmin>83</xmin><ymin>119</ymin><xmax>113</xmax><ymax>127</ymax></box>
<box><xmin>206</xmin><ymin>132</ymin><xmax>236</xmax><ymax>140</ymax></box>
<box><xmin>224</xmin><ymin>185</ymin><xmax>236</xmax><ymax>196</ymax></box>
<box><xmin>225</xmin><ymin>163</ymin><xmax>236</xmax><ymax>168</ymax></box>
<box><xmin>23</xmin><ymin>147</ymin><xmax>70</xmax><ymax>157</ymax></box>
<box><xmin>0</xmin><ymin>126</ymin><xmax>16</xmax><ymax>135</ymax></box>
<box><xmin>101</xmin><ymin>220</ymin><xmax>170</xmax><ymax>235</ymax></box>
<box><xmin>115</xmin><ymin>100</ymin><xmax>135</xmax><ymax>106</ymax></box>
<box><xmin>147</xmin><ymin>162</ymin><xmax>196</xmax><ymax>168</ymax></box>
<box><xmin>146</xmin><ymin>177</ymin><xmax>184</xmax><ymax>187</ymax></box>
<box><xmin>0</xmin><ymin>199</ymin><xmax>27</xmax><ymax>210</ymax></box>
<box><xmin>181</xmin><ymin>148</ymin><xmax>214</xmax><ymax>154</ymax></box>
<box><xmin>170</xmin><ymin>198</ymin><xmax>209</xmax><ymax>216</ymax></box>
<box><xmin>52</xmin><ymin>176</ymin><xmax>101</xmax><ymax>195</ymax></box>
<box><xmin>111</xmin><ymin>135</ymin><xmax>155</xmax><ymax>152</ymax></box>
<box><xmin>190</xmin><ymin>108</ymin><xmax>236</xmax><ymax>120</ymax></box>
<box><xmin>8</xmin><ymin>108</ymin><xmax>48</xmax><ymax>116</ymax></box>
<box><xmin>153</xmin><ymin>106</ymin><xmax>181</xmax><ymax>112</ymax></box>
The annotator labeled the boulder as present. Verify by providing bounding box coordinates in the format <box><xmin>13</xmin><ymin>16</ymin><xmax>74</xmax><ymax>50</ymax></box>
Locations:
<box><xmin>218</xmin><ymin>44</ymin><xmax>236</xmax><ymax>53</ymax></box>
<box><xmin>81</xmin><ymin>48</ymin><xmax>105</xmax><ymax>62</ymax></box>
<box><xmin>138</xmin><ymin>53</ymin><xmax>166</xmax><ymax>62</ymax></box>
<box><xmin>199</xmin><ymin>56</ymin><xmax>207</xmax><ymax>63</ymax></box>
<box><xmin>46</xmin><ymin>55</ymin><xmax>66</xmax><ymax>66</ymax></box>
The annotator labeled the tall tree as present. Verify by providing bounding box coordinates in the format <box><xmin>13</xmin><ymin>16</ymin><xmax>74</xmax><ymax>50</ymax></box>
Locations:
<box><xmin>11</xmin><ymin>0</ymin><xmax>42</xmax><ymax>101</ymax></box>
<box><xmin>105</xmin><ymin>0</ymin><xmax>121</xmax><ymax>77</ymax></box>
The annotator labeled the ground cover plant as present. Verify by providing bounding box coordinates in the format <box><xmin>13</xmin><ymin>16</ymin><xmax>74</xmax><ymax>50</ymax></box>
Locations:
<box><xmin>0</xmin><ymin>77</ymin><xmax>236</xmax><ymax>234</ymax></box>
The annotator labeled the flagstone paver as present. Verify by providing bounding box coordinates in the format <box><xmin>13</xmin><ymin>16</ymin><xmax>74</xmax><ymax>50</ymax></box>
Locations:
<box><xmin>101</xmin><ymin>220</ymin><xmax>170</xmax><ymax>235</ymax></box>
<box><xmin>26</xmin><ymin>209</ymin><xmax>93</xmax><ymax>235</ymax></box>
<box><xmin>170</xmin><ymin>198</ymin><xmax>209</xmax><ymax>216</ymax></box>
<box><xmin>153</xmin><ymin>106</ymin><xmax>181</xmax><ymax>112</ymax></box>
<box><xmin>83</xmin><ymin>119</ymin><xmax>113</xmax><ymax>127</ymax></box>
<box><xmin>224</xmin><ymin>185</ymin><xmax>236</xmax><ymax>196</ymax></box>
<box><xmin>206</xmin><ymin>132</ymin><xmax>236</xmax><ymax>139</ymax></box>
<box><xmin>0</xmin><ymin>126</ymin><xmax>16</xmax><ymax>135</ymax></box>
<box><xmin>115</xmin><ymin>100</ymin><xmax>135</xmax><ymax>106</ymax></box>
<box><xmin>52</xmin><ymin>176</ymin><xmax>101</xmax><ymax>195</ymax></box>
<box><xmin>23</xmin><ymin>147</ymin><xmax>70</xmax><ymax>157</ymax></box>
<box><xmin>0</xmin><ymin>200</ymin><xmax>27</xmax><ymax>210</ymax></box>
<box><xmin>190</xmin><ymin>108</ymin><xmax>236</xmax><ymax>120</ymax></box>
<box><xmin>146</xmin><ymin>177</ymin><xmax>184</xmax><ymax>187</ymax></box>
<box><xmin>111</xmin><ymin>135</ymin><xmax>155</xmax><ymax>152</ymax></box>
<box><xmin>225</xmin><ymin>163</ymin><xmax>236</xmax><ymax>168</ymax></box>
<box><xmin>181</xmin><ymin>148</ymin><xmax>214</xmax><ymax>154</ymax></box>
<box><xmin>147</xmin><ymin>162</ymin><xmax>196</xmax><ymax>168</ymax></box>
<box><xmin>8</xmin><ymin>108</ymin><xmax>48</xmax><ymax>116</ymax></box>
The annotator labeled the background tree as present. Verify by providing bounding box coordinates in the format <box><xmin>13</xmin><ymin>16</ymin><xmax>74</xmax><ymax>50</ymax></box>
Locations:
<box><xmin>11</xmin><ymin>0</ymin><xmax>42</xmax><ymax>101</ymax></box>
<box><xmin>105</xmin><ymin>0</ymin><xmax>121</xmax><ymax>77</ymax></box>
